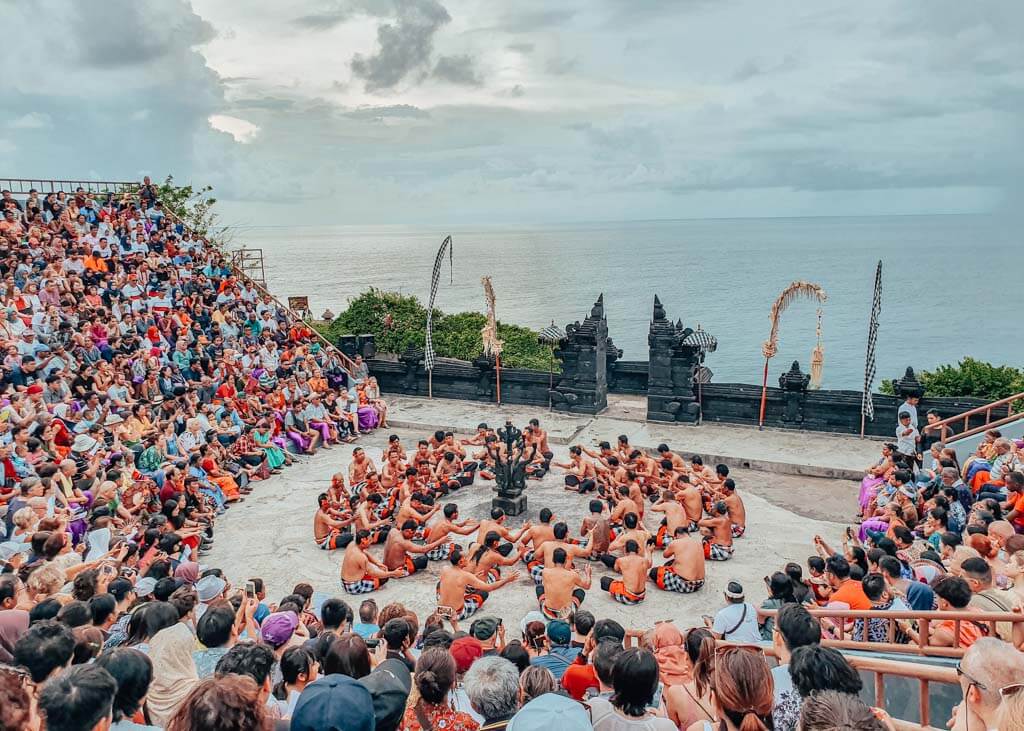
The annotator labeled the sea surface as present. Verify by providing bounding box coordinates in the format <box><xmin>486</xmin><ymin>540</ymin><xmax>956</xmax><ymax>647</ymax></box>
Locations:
<box><xmin>240</xmin><ymin>214</ymin><xmax>1020</xmax><ymax>390</ymax></box>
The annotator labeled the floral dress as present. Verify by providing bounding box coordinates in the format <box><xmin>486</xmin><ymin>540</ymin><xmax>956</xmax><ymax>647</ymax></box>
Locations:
<box><xmin>400</xmin><ymin>702</ymin><xmax>479</xmax><ymax>731</ymax></box>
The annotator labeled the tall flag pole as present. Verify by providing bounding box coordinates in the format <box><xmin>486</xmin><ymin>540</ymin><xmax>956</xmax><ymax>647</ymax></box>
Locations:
<box><xmin>860</xmin><ymin>260</ymin><xmax>883</xmax><ymax>437</ymax></box>
<box><xmin>425</xmin><ymin>236</ymin><xmax>453</xmax><ymax>398</ymax></box>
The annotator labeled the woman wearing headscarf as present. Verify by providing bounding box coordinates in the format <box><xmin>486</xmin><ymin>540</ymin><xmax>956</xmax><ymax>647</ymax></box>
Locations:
<box><xmin>649</xmin><ymin>622</ymin><xmax>689</xmax><ymax>687</ymax></box>
<box><xmin>145</xmin><ymin>622</ymin><xmax>199</xmax><ymax>726</ymax></box>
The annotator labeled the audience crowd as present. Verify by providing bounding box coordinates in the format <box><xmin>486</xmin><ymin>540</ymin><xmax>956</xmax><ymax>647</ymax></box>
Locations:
<box><xmin>2</xmin><ymin>183</ymin><xmax>1024</xmax><ymax>730</ymax></box>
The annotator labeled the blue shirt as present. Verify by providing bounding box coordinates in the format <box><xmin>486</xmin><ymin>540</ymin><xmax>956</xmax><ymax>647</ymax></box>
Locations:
<box><xmin>353</xmin><ymin>622</ymin><xmax>379</xmax><ymax>640</ymax></box>
<box><xmin>904</xmin><ymin>580</ymin><xmax>935</xmax><ymax>612</ymax></box>
<box><xmin>529</xmin><ymin>645</ymin><xmax>581</xmax><ymax>681</ymax></box>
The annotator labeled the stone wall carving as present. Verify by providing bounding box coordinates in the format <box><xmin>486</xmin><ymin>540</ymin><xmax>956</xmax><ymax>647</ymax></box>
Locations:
<box><xmin>646</xmin><ymin>296</ymin><xmax>702</xmax><ymax>423</ymax></box>
<box><xmin>548</xmin><ymin>295</ymin><xmax>611</xmax><ymax>415</ymax></box>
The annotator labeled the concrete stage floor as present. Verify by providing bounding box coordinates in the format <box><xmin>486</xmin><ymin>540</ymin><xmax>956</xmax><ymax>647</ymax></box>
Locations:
<box><xmin>204</xmin><ymin>395</ymin><xmax>869</xmax><ymax>630</ymax></box>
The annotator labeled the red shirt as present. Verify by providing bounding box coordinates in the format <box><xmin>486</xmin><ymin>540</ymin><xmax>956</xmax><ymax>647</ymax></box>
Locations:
<box><xmin>560</xmin><ymin>654</ymin><xmax>599</xmax><ymax>700</ymax></box>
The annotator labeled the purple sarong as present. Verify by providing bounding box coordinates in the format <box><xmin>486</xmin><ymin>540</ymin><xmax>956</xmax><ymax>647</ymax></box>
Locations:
<box><xmin>358</xmin><ymin>406</ymin><xmax>378</xmax><ymax>431</ymax></box>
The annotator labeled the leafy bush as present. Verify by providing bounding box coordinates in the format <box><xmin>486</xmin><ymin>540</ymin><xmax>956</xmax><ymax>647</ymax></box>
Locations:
<box><xmin>879</xmin><ymin>357</ymin><xmax>1024</xmax><ymax>400</ymax></box>
<box><xmin>315</xmin><ymin>289</ymin><xmax>557</xmax><ymax>371</ymax></box>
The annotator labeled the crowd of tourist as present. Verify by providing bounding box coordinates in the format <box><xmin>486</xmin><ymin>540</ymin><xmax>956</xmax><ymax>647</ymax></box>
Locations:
<box><xmin>3</xmin><ymin>180</ymin><xmax>1024</xmax><ymax>731</ymax></box>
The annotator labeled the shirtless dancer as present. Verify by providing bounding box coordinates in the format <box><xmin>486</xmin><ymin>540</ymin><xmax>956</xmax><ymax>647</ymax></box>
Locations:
<box><xmin>423</xmin><ymin>503</ymin><xmax>478</xmax><ymax>561</ymax></box>
<box><xmin>675</xmin><ymin>475</ymin><xmax>704</xmax><ymax>531</ymax></box>
<box><xmin>601</xmin><ymin>513</ymin><xmax>651</xmax><ymax>568</ymax></box>
<box><xmin>394</xmin><ymin>492</ymin><xmax>439</xmax><ymax>540</ymax></box>
<box><xmin>519</xmin><ymin>508</ymin><xmax>557</xmax><ymax>566</ymax></box>
<box><xmin>382</xmin><ymin>521</ymin><xmax>447</xmax><ymax>577</ymax></box>
<box><xmin>555</xmin><ymin>446</ymin><xmax>598</xmax><ymax>494</ymax></box>
<box><xmin>535</xmin><ymin>522</ymin><xmax>593</xmax><ymax>585</ymax></box>
<box><xmin>473</xmin><ymin>508</ymin><xmax>531</xmax><ymax>558</ymax></box>
<box><xmin>523</xmin><ymin>419</ymin><xmax>554</xmax><ymax>478</ymax></box>
<box><xmin>354</xmin><ymin>495</ymin><xmax>392</xmax><ymax>544</ymax></box>
<box><xmin>341</xmin><ymin>530</ymin><xmax>403</xmax><ymax>594</ymax></box>
<box><xmin>722</xmin><ymin>479</ymin><xmax>747</xmax><ymax>538</ymax></box>
<box><xmin>608</xmin><ymin>486</ymin><xmax>642</xmax><ymax>536</ymax></box>
<box><xmin>436</xmin><ymin>547</ymin><xmax>520</xmax><ymax>621</ymax></box>
<box><xmin>314</xmin><ymin>492</ymin><xmax>353</xmax><ymax>550</ymax></box>
<box><xmin>650</xmin><ymin>490</ymin><xmax>690</xmax><ymax>549</ymax></box>
<box><xmin>469</xmin><ymin>532</ymin><xmax>524</xmax><ymax>582</ymax></box>
<box><xmin>650</xmin><ymin>528</ymin><xmax>706</xmax><ymax>594</ymax></box>
<box><xmin>538</xmin><ymin>548</ymin><xmax>592</xmax><ymax>620</ymax></box>
<box><xmin>600</xmin><ymin>540</ymin><xmax>651</xmax><ymax>605</ymax></box>
<box><xmin>348</xmin><ymin>447</ymin><xmax>377</xmax><ymax>499</ymax></box>
<box><xmin>699</xmin><ymin>502</ymin><xmax>735</xmax><ymax>561</ymax></box>
<box><xmin>580</xmin><ymin>500</ymin><xmax>612</xmax><ymax>558</ymax></box>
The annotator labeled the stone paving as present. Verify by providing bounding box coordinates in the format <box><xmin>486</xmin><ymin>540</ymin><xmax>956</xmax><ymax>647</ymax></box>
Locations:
<box><xmin>204</xmin><ymin>413</ymin><xmax>861</xmax><ymax>632</ymax></box>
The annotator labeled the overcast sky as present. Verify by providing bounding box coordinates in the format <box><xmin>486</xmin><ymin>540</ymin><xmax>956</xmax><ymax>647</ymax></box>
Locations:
<box><xmin>2</xmin><ymin>0</ymin><xmax>1021</xmax><ymax>225</ymax></box>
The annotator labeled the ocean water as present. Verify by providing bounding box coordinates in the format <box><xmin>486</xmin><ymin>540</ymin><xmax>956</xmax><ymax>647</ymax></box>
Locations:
<box><xmin>240</xmin><ymin>214</ymin><xmax>1020</xmax><ymax>390</ymax></box>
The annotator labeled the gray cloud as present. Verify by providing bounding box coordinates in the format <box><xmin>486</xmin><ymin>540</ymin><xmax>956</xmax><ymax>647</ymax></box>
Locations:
<box><xmin>545</xmin><ymin>55</ymin><xmax>578</xmax><ymax>76</ymax></box>
<box><xmin>507</xmin><ymin>42</ymin><xmax>535</xmax><ymax>54</ymax></box>
<box><xmin>432</xmin><ymin>55</ymin><xmax>484</xmax><ymax>86</ymax></box>
<box><xmin>350</xmin><ymin>0</ymin><xmax>451</xmax><ymax>92</ymax></box>
<box><xmin>498</xmin><ymin>8</ymin><xmax>577</xmax><ymax>32</ymax></box>
<box><xmin>293</xmin><ymin>11</ymin><xmax>351</xmax><ymax>29</ymax></box>
<box><xmin>344</xmin><ymin>104</ymin><xmax>431</xmax><ymax>119</ymax></box>
<box><xmin>73</xmin><ymin>1</ymin><xmax>216</xmax><ymax>68</ymax></box>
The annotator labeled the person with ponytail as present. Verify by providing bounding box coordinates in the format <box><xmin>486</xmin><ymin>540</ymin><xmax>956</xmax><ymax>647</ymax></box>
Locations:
<box><xmin>688</xmin><ymin>646</ymin><xmax>774</xmax><ymax>731</ymax></box>
<box><xmin>401</xmin><ymin>647</ymin><xmax>479</xmax><ymax>731</ymax></box>
<box><xmin>665</xmin><ymin>628</ymin><xmax>716</xmax><ymax>729</ymax></box>
<box><xmin>592</xmin><ymin>647</ymin><xmax>675</xmax><ymax>731</ymax></box>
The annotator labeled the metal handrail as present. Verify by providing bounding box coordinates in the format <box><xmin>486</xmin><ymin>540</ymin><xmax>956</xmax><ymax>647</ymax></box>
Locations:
<box><xmin>922</xmin><ymin>391</ymin><xmax>1024</xmax><ymax>444</ymax></box>
<box><xmin>0</xmin><ymin>177</ymin><xmax>139</xmax><ymax>195</ymax></box>
<box><xmin>757</xmin><ymin>607</ymin><xmax>1024</xmax><ymax>659</ymax></box>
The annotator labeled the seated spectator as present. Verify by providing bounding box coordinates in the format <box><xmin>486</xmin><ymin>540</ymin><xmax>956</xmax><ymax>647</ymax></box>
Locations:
<box><xmin>291</xmin><ymin>674</ymin><xmax>376</xmax><ymax>731</ymax></box>
<box><xmin>322</xmin><ymin>633</ymin><xmax>372</xmax><ymax>679</ymax></box>
<box><xmin>591</xmin><ymin>647</ymin><xmax>676</xmax><ymax>731</ymax></box>
<box><xmin>824</xmin><ymin>555</ymin><xmax>870</xmax><ymax>610</ymax></box>
<box><xmin>950</xmin><ymin>637</ymin><xmax>1024</xmax><ymax>731</ymax></box>
<box><xmin>166</xmin><ymin>674</ymin><xmax>269</xmax><ymax>731</ymax></box>
<box><xmin>464</xmin><ymin>656</ymin><xmax>520</xmax><ymax>731</ymax></box>
<box><xmin>899</xmin><ymin>576</ymin><xmax>986</xmax><ymax>649</ymax></box>
<box><xmin>692</xmin><ymin>646</ymin><xmax>773</xmax><ymax>731</ymax></box>
<box><xmin>771</xmin><ymin>604</ymin><xmax>822</xmax><ymax>731</ymax></box>
<box><xmin>37</xmin><ymin>664</ymin><xmax>118</xmax><ymax>731</ymax></box>
<box><xmin>508</xmin><ymin>692</ymin><xmax>591</xmax><ymax>731</ymax></box>
<box><xmin>403</xmin><ymin>647</ymin><xmax>479</xmax><ymax>731</ymax></box>
<box><xmin>353</xmin><ymin>599</ymin><xmax>379</xmax><ymax>639</ymax></box>
<box><xmin>518</xmin><ymin>665</ymin><xmax>556</xmax><ymax>706</ymax></box>
<box><xmin>147</xmin><ymin>622</ymin><xmax>200</xmax><ymax>726</ymax></box>
<box><xmin>961</xmin><ymin>556</ymin><xmax>1024</xmax><ymax>645</ymax></box>
<box><xmin>560</xmin><ymin>617</ymin><xmax>624</xmax><ymax>701</ymax></box>
<box><xmin>359</xmin><ymin>644</ymin><xmax>413</xmax><ymax>731</ymax></box>
<box><xmin>215</xmin><ymin>641</ymin><xmax>281</xmax><ymax>718</ymax></box>
<box><xmin>707</xmin><ymin>581</ymin><xmax>761</xmax><ymax>642</ymax></box>
<box><xmin>789</xmin><ymin>646</ymin><xmax>863</xmax><ymax>716</ymax></box>
<box><xmin>527</xmin><ymin>620</ymin><xmax>579</xmax><ymax>681</ymax></box>
<box><xmin>797</xmin><ymin>690</ymin><xmax>885</xmax><ymax>731</ymax></box>
<box><xmin>665</xmin><ymin>629</ymin><xmax>715</xmax><ymax>729</ymax></box>
<box><xmin>851</xmin><ymin>573</ymin><xmax>908</xmax><ymax>644</ymax></box>
<box><xmin>94</xmin><ymin>647</ymin><xmax>159</xmax><ymax>730</ymax></box>
<box><xmin>0</xmin><ymin>662</ymin><xmax>41</xmax><ymax>731</ymax></box>
<box><xmin>13</xmin><ymin>619</ymin><xmax>74</xmax><ymax>684</ymax></box>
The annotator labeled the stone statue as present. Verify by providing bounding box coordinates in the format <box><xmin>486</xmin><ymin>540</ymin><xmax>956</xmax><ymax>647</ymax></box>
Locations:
<box><xmin>487</xmin><ymin>421</ymin><xmax>537</xmax><ymax>516</ymax></box>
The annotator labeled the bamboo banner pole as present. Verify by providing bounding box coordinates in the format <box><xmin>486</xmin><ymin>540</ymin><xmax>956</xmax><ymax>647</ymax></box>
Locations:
<box><xmin>496</xmin><ymin>354</ymin><xmax>502</xmax><ymax>405</ymax></box>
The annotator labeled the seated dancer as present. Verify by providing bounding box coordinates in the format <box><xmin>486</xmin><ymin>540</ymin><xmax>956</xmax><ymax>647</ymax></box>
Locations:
<box><xmin>348</xmin><ymin>447</ymin><xmax>377</xmax><ymax>496</ymax></box>
<box><xmin>699</xmin><ymin>501</ymin><xmax>735</xmax><ymax>561</ymax></box>
<box><xmin>675</xmin><ymin>475</ymin><xmax>704</xmax><ymax>531</ymax></box>
<box><xmin>534</xmin><ymin>522</ymin><xmax>593</xmax><ymax>585</ymax></box>
<box><xmin>380</xmin><ymin>449</ymin><xmax>408</xmax><ymax>489</ymax></box>
<box><xmin>434</xmin><ymin>451</ymin><xmax>475</xmax><ymax>493</ymax></box>
<box><xmin>440</xmin><ymin>431</ymin><xmax>469</xmax><ymax>460</ymax></box>
<box><xmin>314</xmin><ymin>492</ymin><xmax>353</xmax><ymax>550</ymax></box>
<box><xmin>523</xmin><ymin>419</ymin><xmax>554</xmax><ymax>479</ymax></box>
<box><xmin>538</xmin><ymin>548</ymin><xmax>592</xmax><ymax>620</ymax></box>
<box><xmin>436</xmin><ymin>546</ymin><xmax>520</xmax><ymax>621</ymax></box>
<box><xmin>477</xmin><ymin>433</ymin><xmax>501</xmax><ymax>479</ymax></box>
<box><xmin>657</xmin><ymin>443</ymin><xmax>689</xmax><ymax>474</ymax></box>
<box><xmin>394</xmin><ymin>492</ymin><xmax>439</xmax><ymax>540</ymax></box>
<box><xmin>327</xmin><ymin>473</ymin><xmax>351</xmax><ymax>513</ymax></box>
<box><xmin>341</xmin><ymin>530</ymin><xmax>403</xmax><ymax>594</ymax></box>
<box><xmin>650</xmin><ymin>490</ymin><xmax>693</xmax><ymax>548</ymax></box>
<box><xmin>615</xmin><ymin>434</ymin><xmax>632</xmax><ymax>462</ymax></box>
<box><xmin>354</xmin><ymin>494</ymin><xmax>392</xmax><ymax>544</ymax></box>
<box><xmin>689</xmin><ymin>455</ymin><xmax>715</xmax><ymax>488</ymax></box>
<box><xmin>423</xmin><ymin>503</ymin><xmax>479</xmax><ymax>560</ymax></box>
<box><xmin>383</xmin><ymin>520</ymin><xmax>448</xmax><ymax>577</ymax></box>
<box><xmin>580</xmin><ymin>499</ymin><xmax>612</xmax><ymax>558</ymax></box>
<box><xmin>600</xmin><ymin>512</ymin><xmax>651</xmax><ymax>568</ymax></box>
<box><xmin>650</xmin><ymin>528</ymin><xmax>705</xmax><ymax>594</ymax></box>
<box><xmin>555</xmin><ymin>445</ymin><xmax>598</xmax><ymax>493</ymax></box>
<box><xmin>628</xmin><ymin>449</ymin><xmax>659</xmax><ymax>492</ymax></box>
<box><xmin>468</xmin><ymin>531</ymin><xmax>525</xmax><ymax>582</ymax></box>
<box><xmin>608</xmin><ymin>486</ymin><xmax>642</xmax><ymax>535</ymax></box>
<box><xmin>519</xmin><ymin>508</ymin><xmax>557</xmax><ymax>566</ymax></box>
<box><xmin>382</xmin><ymin>433</ymin><xmax>407</xmax><ymax>462</ymax></box>
<box><xmin>722</xmin><ymin>479</ymin><xmax>746</xmax><ymax>538</ymax></box>
<box><xmin>460</xmin><ymin>422</ymin><xmax>491</xmax><ymax>447</ymax></box>
<box><xmin>411</xmin><ymin>439</ymin><xmax>437</xmax><ymax>469</ymax></box>
<box><xmin>600</xmin><ymin>540</ymin><xmax>650</xmax><ymax>605</ymax></box>
<box><xmin>473</xmin><ymin>508</ymin><xmax>531</xmax><ymax>557</ymax></box>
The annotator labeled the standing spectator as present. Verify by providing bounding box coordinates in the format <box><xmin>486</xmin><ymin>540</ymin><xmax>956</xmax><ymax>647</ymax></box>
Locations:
<box><xmin>464</xmin><ymin>656</ymin><xmax>520</xmax><ymax>731</ymax></box>
<box><xmin>37</xmin><ymin>664</ymin><xmax>118</xmax><ymax>731</ymax></box>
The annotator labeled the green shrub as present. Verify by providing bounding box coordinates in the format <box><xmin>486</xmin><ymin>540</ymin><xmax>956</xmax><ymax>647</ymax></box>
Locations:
<box><xmin>879</xmin><ymin>357</ymin><xmax>1024</xmax><ymax>401</ymax></box>
<box><xmin>315</xmin><ymin>289</ymin><xmax>557</xmax><ymax>371</ymax></box>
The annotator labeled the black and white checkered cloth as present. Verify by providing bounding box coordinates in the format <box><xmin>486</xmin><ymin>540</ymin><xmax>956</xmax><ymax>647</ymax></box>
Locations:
<box><xmin>425</xmin><ymin>236</ymin><xmax>453</xmax><ymax>372</ymax></box>
<box><xmin>862</xmin><ymin>260</ymin><xmax>882</xmax><ymax>422</ymax></box>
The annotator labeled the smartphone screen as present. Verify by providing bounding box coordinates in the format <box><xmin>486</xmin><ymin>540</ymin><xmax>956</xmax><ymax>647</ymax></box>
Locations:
<box><xmin>244</xmin><ymin>581</ymin><xmax>255</xmax><ymax>598</ymax></box>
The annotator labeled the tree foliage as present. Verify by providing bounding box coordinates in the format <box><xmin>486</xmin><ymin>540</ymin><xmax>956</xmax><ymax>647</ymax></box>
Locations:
<box><xmin>315</xmin><ymin>289</ymin><xmax>557</xmax><ymax>371</ymax></box>
<box><xmin>880</xmin><ymin>357</ymin><xmax>1024</xmax><ymax>400</ymax></box>
<box><xmin>157</xmin><ymin>175</ymin><xmax>233</xmax><ymax>246</ymax></box>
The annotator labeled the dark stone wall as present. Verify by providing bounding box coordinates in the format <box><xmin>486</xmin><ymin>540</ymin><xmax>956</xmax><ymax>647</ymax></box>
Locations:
<box><xmin>695</xmin><ymin>382</ymin><xmax>992</xmax><ymax>437</ymax></box>
<box><xmin>607</xmin><ymin>361</ymin><xmax>649</xmax><ymax>394</ymax></box>
<box><xmin>367</xmin><ymin>357</ymin><xmax>553</xmax><ymax>407</ymax></box>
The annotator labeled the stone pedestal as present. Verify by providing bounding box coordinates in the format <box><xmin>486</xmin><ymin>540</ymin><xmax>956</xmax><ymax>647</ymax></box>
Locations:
<box><xmin>492</xmin><ymin>494</ymin><xmax>527</xmax><ymax>517</ymax></box>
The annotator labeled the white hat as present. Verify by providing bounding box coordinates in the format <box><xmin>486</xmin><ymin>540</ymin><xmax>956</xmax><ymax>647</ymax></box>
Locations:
<box><xmin>196</xmin><ymin>575</ymin><xmax>227</xmax><ymax>602</ymax></box>
<box><xmin>71</xmin><ymin>433</ymin><xmax>99</xmax><ymax>453</ymax></box>
<box><xmin>508</xmin><ymin>693</ymin><xmax>591</xmax><ymax>731</ymax></box>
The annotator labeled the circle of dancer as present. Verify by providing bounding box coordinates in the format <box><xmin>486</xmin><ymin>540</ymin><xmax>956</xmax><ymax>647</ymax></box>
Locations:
<box><xmin>315</xmin><ymin>421</ymin><xmax>747</xmax><ymax>621</ymax></box>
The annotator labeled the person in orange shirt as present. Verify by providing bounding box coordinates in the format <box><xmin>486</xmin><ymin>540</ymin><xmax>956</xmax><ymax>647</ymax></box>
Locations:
<box><xmin>824</xmin><ymin>555</ymin><xmax>871</xmax><ymax>610</ymax></box>
<box><xmin>898</xmin><ymin>576</ymin><xmax>987</xmax><ymax>649</ymax></box>
<box><xmin>83</xmin><ymin>249</ymin><xmax>109</xmax><ymax>273</ymax></box>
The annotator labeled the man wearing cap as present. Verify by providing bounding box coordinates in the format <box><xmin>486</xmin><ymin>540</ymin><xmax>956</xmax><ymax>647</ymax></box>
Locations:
<box><xmin>359</xmin><ymin>649</ymin><xmax>413</xmax><ymax>731</ymax></box>
<box><xmin>292</xmin><ymin>673</ymin><xmax>377</xmax><ymax>731</ymax></box>
<box><xmin>469</xmin><ymin>616</ymin><xmax>503</xmax><ymax>656</ymax></box>
<box><xmin>509</xmin><ymin>692</ymin><xmax>591</xmax><ymax>731</ymax></box>
<box><xmin>529</xmin><ymin>620</ymin><xmax>580</xmax><ymax>681</ymax></box>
